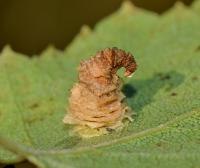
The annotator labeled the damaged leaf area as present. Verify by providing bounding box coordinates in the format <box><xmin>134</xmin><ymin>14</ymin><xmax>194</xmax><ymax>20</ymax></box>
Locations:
<box><xmin>0</xmin><ymin>1</ymin><xmax>200</xmax><ymax>168</ymax></box>
<box><xmin>63</xmin><ymin>48</ymin><xmax>137</xmax><ymax>137</ymax></box>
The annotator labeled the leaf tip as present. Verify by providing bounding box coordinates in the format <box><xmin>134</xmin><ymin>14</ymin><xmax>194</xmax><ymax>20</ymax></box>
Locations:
<box><xmin>64</xmin><ymin>25</ymin><xmax>92</xmax><ymax>52</ymax></box>
<box><xmin>120</xmin><ymin>0</ymin><xmax>138</xmax><ymax>14</ymax></box>
<box><xmin>164</xmin><ymin>1</ymin><xmax>190</xmax><ymax>17</ymax></box>
<box><xmin>79</xmin><ymin>25</ymin><xmax>92</xmax><ymax>37</ymax></box>
<box><xmin>0</xmin><ymin>45</ymin><xmax>17</xmax><ymax>60</ymax></box>
<box><xmin>173</xmin><ymin>1</ymin><xmax>188</xmax><ymax>11</ymax></box>
<box><xmin>41</xmin><ymin>45</ymin><xmax>60</xmax><ymax>57</ymax></box>
<box><xmin>1</xmin><ymin>45</ymin><xmax>14</xmax><ymax>55</ymax></box>
<box><xmin>192</xmin><ymin>0</ymin><xmax>200</xmax><ymax>12</ymax></box>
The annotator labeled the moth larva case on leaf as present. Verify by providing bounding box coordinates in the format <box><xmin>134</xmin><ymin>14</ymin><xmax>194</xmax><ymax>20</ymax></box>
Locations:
<box><xmin>63</xmin><ymin>47</ymin><xmax>137</xmax><ymax>138</ymax></box>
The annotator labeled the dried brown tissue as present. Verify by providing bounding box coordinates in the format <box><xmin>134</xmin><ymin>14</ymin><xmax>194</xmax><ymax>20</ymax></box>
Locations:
<box><xmin>63</xmin><ymin>47</ymin><xmax>137</xmax><ymax>138</ymax></box>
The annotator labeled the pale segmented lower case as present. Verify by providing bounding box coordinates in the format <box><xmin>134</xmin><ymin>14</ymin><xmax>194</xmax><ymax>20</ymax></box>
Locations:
<box><xmin>63</xmin><ymin>80</ymin><xmax>133</xmax><ymax>138</ymax></box>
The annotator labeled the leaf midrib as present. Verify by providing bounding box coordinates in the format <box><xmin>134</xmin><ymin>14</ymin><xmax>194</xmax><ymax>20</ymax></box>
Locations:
<box><xmin>0</xmin><ymin>109</ymin><xmax>198</xmax><ymax>157</ymax></box>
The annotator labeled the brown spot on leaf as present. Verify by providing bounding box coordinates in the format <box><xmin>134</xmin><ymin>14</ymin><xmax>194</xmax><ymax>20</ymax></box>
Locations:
<box><xmin>29</xmin><ymin>103</ymin><xmax>39</xmax><ymax>109</ymax></box>
<box><xmin>192</xmin><ymin>76</ymin><xmax>198</xmax><ymax>81</ymax></box>
<box><xmin>156</xmin><ymin>141</ymin><xmax>168</xmax><ymax>148</ymax></box>
<box><xmin>156</xmin><ymin>142</ymin><xmax>162</xmax><ymax>147</ymax></box>
<box><xmin>156</xmin><ymin>73</ymin><xmax>171</xmax><ymax>80</ymax></box>
<box><xmin>160</xmin><ymin>74</ymin><xmax>170</xmax><ymax>80</ymax></box>
<box><xmin>171</xmin><ymin>92</ymin><xmax>177</xmax><ymax>96</ymax></box>
<box><xmin>49</xmin><ymin>97</ymin><xmax>54</xmax><ymax>101</ymax></box>
<box><xmin>195</xmin><ymin>45</ymin><xmax>200</xmax><ymax>52</ymax></box>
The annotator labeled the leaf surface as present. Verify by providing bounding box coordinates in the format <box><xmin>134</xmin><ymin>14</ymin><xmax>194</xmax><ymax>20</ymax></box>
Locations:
<box><xmin>0</xmin><ymin>1</ymin><xmax>200</xmax><ymax>168</ymax></box>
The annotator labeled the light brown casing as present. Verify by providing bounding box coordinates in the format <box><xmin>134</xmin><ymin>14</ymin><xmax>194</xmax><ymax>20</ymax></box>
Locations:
<box><xmin>63</xmin><ymin>47</ymin><xmax>137</xmax><ymax>129</ymax></box>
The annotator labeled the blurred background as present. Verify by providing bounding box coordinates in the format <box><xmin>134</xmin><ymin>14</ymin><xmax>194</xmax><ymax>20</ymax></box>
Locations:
<box><xmin>0</xmin><ymin>0</ymin><xmax>194</xmax><ymax>55</ymax></box>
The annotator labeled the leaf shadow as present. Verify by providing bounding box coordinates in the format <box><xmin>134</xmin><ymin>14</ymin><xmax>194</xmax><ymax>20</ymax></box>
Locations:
<box><xmin>122</xmin><ymin>71</ymin><xmax>185</xmax><ymax>114</ymax></box>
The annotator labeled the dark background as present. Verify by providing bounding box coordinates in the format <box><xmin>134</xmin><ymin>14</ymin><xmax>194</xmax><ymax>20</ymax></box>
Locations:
<box><xmin>0</xmin><ymin>0</ymin><xmax>194</xmax><ymax>55</ymax></box>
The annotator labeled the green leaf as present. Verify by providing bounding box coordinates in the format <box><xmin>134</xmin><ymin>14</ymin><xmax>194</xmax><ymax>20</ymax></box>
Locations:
<box><xmin>0</xmin><ymin>1</ymin><xmax>200</xmax><ymax>168</ymax></box>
